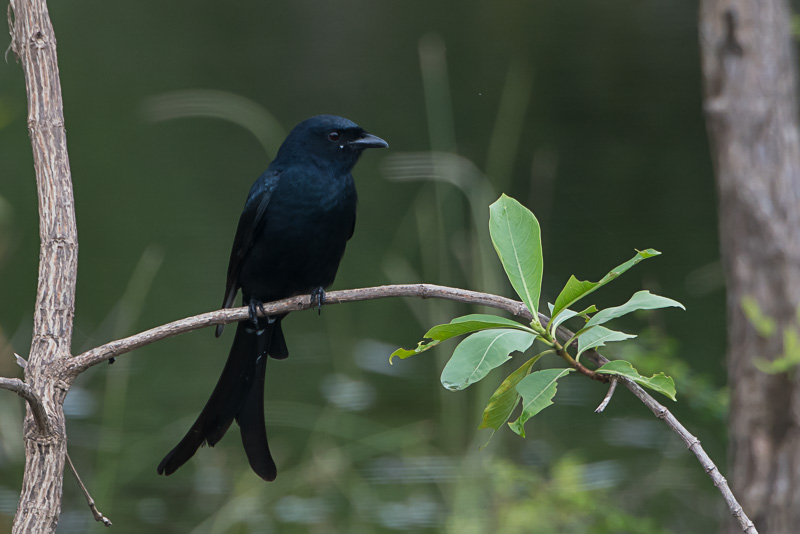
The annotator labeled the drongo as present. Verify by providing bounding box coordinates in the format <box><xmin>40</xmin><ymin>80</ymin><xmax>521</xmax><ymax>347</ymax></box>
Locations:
<box><xmin>157</xmin><ymin>115</ymin><xmax>387</xmax><ymax>481</ymax></box>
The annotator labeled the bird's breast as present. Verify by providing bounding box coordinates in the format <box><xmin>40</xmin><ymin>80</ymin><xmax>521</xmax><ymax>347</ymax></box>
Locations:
<box><xmin>237</xmin><ymin>170</ymin><xmax>357</xmax><ymax>302</ymax></box>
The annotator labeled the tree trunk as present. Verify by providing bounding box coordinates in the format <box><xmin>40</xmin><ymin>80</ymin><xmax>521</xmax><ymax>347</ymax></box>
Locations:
<box><xmin>8</xmin><ymin>0</ymin><xmax>78</xmax><ymax>532</ymax></box>
<box><xmin>699</xmin><ymin>1</ymin><xmax>800</xmax><ymax>532</ymax></box>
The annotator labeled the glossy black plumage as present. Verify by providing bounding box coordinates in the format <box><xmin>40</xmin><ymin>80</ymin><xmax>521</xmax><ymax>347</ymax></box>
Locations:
<box><xmin>157</xmin><ymin>115</ymin><xmax>387</xmax><ymax>481</ymax></box>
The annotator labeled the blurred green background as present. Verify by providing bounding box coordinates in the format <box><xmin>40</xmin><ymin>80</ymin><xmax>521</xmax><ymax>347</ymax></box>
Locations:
<box><xmin>0</xmin><ymin>2</ymin><xmax>727</xmax><ymax>532</ymax></box>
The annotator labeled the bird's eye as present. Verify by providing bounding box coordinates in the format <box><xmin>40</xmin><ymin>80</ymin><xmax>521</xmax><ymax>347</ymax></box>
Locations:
<box><xmin>328</xmin><ymin>131</ymin><xmax>340</xmax><ymax>141</ymax></box>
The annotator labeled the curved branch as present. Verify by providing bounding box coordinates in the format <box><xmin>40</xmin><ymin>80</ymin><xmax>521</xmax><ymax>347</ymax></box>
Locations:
<box><xmin>66</xmin><ymin>282</ymin><xmax>756</xmax><ymax>531</ymax></box>
<box><xmin>0</xmin><ymin>377</ymin><xmax>50</xmax><ymax>434</ymax></box>
<box><xmin>66</xmin><ymin>284</ymin><xmax>529</xmax><ymax>374</ymax></box>
<box><xmin>66</xmin><ymin>283</ymin><xmax>597</xmax><ymax>378</ymax></box>
<box><xmin>561</xmin><ymin>327</ymin><xmax>757</xmax><ymax>534</ymax></box>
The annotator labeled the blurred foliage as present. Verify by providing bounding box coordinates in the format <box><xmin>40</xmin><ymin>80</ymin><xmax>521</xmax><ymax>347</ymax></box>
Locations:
<box><xmin>738</xmin><ymin>295</ymin><xmax>800</xmax><ymax>374</ymax></box>
<box><xmin>477</xmin><ymin>457</ymin><xmax>674</xmax><ymax>534</ymax></box>
<box><xmin>0</xmin><ymin>1</ymin><xmax>726</xmax><ymax>533</ymax></box>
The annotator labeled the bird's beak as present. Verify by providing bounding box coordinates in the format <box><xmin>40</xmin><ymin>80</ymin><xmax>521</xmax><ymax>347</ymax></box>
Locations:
<box><xmin>349</xmin><ymin>132</ymin><xmax>389</xmax><ymax>149</ymax></box>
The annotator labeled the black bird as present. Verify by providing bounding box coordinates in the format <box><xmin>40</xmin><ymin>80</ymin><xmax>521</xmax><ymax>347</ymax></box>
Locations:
<box><xmin>157</xmin><ymin>115</ymin><xmax>387</xmax><ymax>481</ymax></box>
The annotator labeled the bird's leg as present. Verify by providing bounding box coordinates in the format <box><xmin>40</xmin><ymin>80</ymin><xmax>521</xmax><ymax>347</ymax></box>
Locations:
<box><xmin>248</xmin><ymin>298</ymin><xmax>266</xmax><ymax>329</ymax></box>
<box><xmin>310</xmin><ymin>286</ymin><xmax>326</xmax><ymax>315</ymax></box>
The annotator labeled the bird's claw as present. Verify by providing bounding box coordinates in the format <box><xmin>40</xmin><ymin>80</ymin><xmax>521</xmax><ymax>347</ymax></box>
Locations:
<box><xmin>311</xmin><ymin>287</ymin><xmax>326</xmax><ymax>315</ymax></box>
<box><xmin>248</xmin><ymin>299</ymin><xmax>266</xmax><ymax>327</ymax></box>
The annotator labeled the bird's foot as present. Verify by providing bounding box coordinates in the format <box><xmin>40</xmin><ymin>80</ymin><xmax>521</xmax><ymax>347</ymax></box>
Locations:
<box><xmin>311</xmin><ymin>287</ymin><xmax>326</xmax><ymax>315</ymax></box>
<box><xmin>248</xmin><ymin>299</ymin><xmax>266</xmax><ymax>327</ymax></box>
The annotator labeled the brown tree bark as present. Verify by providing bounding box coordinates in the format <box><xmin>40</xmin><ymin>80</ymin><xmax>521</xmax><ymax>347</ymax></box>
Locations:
<box><xmin>7</xmin><ymin>0</ymin><xmax>78</xmax><ymax>532</ymax></box>
<box><xmin>699</xmin><ymin>1</ymin><xmax>800</xmax><ymax>533</ymax></box>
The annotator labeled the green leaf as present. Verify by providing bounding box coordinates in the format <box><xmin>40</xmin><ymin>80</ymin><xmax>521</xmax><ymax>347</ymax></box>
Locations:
<box><xmin>441</xmin><ymin>329</ymin><xmax>536</xmax><ymax>391</ymax></box>
<box><xmin>390</xmin><ymin>314</ymin><xmax>535</xmax><ymax>362</ymax></box>
<box><xmin>489</xmin><ymin>194</ymin><xmax>544</xmax><ymax>324</ymax></box>
<box><xmin>576</xmin><ymin>326</ymin><xmax>636</xmax><ymax>359</ymax></box>
<box><xmin>548</xmin><ymin>304</ymin><xmax>598</xmax><ymax>335</ymax></box>
<box><xmin>549</xmin><ymin>308</ymin><xmax>578</xmax><ymax>332</ymax></box>
<box><xmin>478</xmin><ymin>351</ymin><xmax>553</xmax><ymax>440</ymax></box>
<box><xmin>451</xmin><ymin>314</ymin><xmax>534</xmax><ymax>331</ymax></box>
<box><xmin>576</xmin><ymin>305</ymin><xmax>599</xmax><ymax>317</ymax></box>
<box><xmin>551</xmin><ymin>249</ymin><xmax>661</xmax><ymax>320</ymax></box>
<box><xmin>596</xmin><ymin>360</ymin><xmax>677</xmax><ymax>401</ymax></box>
<box><xmin>508</xmin><ymin>368</ymin><xmax>574</xmax><ymax>437</ymax></box>
<box><xmin>584</xmin><ymin>290</ymin><xmax>685</xmax><ymax>329</ymax></box>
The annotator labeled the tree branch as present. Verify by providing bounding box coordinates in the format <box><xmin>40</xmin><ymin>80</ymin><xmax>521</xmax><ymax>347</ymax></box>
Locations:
<box><xmin>9</xmin><ymin>0</ymin><xmax>77</xmax><ymax>531</ymax></box>
<box><xmin>622</xmin><ymin>379</ymin><xmax>756</xmax><ymax>533</ymax></box>
<box><xmin>594</xmin><ymin>378</ymin><xmax>618</xmax><ymax>413</ymax></box>
<box><xmin>565</xmin><ymin>328</ymin><xmax>758</xmax><ymax>534</ymax></box>
<box><xmin>65</xmin><ymin>282</ymin><xmax>756</xmax><ymax>531</ymax></box>
<box><xmin>66</xmin><ymin>283</ymin><xmax>529</xmax><ymax>374</ymax></box>
<box><xmin>0</xmin><ymin>377</ymin><xmax>50</xmax><ymax>433</ymax></box>
<box><xmin>65</xmin><ymin>452</ymin><xmax>111</xmax><ymax>527</ymax></box>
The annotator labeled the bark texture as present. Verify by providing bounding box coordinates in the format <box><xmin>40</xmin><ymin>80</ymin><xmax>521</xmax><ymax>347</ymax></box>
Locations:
<box><xmin>699</xmin><ymin>1</ymin><xmax>800</xmax><ymax>532</ymax></box>
<box><xmin>8</xmin><ymin>0</ymin><xmax>78</xmax><ymax>532</ymax></box>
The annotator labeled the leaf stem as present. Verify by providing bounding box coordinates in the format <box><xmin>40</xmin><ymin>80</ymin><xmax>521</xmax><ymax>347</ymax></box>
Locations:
<box><xmin>534</xmin><ymin>323</ymin><xmax>608</xmax><ymax>383</ymax></box>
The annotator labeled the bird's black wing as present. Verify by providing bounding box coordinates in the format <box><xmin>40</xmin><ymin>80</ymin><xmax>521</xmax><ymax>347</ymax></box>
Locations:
<box><xmin>216</xmin><ymin>170</ymin><xmax>280</xmax><ymax>337</ymax></box>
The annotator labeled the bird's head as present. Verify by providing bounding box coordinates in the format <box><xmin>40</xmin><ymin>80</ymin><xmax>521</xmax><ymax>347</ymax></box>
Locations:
<box><xmin>276</xmin><ymin>115</ymin><xmax>388</xmax><ymax>170</ymax></box>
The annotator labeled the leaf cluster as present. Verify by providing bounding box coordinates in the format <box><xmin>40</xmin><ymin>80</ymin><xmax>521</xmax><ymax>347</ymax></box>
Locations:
<box><xmin>392</xmin><ymin>195</ymin><xmax>684</xmax><ymax>441</ymax></box>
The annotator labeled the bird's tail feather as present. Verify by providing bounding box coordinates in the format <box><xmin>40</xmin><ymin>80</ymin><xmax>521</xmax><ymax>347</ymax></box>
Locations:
<box><xmin>235</xmin><ymin>331</ymin><xmax>277</xmax><ymax>480</ymax></box>
<box><xmin>267</xmin><ymin>315</ymin><xmax>289</xmax><ymax>360</ymax></box>
<box><xmin>157</xmin><ymin>318</ymin><xmax>283</xmax><ymax>479</ymax></box>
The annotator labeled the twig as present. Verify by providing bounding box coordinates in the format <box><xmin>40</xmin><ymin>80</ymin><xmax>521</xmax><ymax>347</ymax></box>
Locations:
<box><xmin>620</xmin><ymin>380</ymin><xmax>756</xmax><ymax>533</ymax></box>
<box><xmin>594</xmin><ymin>378</ymin><xmax>618</xmax><ymax>413</ymax></box>
<box><xmin>560</xmin><ymin>330</ymin><xmax>758</xmax><ymax>534</ymax></box>
<box><xmin>65</xmin><ymin>452</ymin><xmax>111</xmax><ymax>527</ymax></box>
<box><xmin>0</xmin><ymin>377</ymin><xmax>50</xmax><ymax>433</ymax></box>
<box><xmin>65</xmin><ymin>283</ymin><xmax>757</xmax><ymax>532</ymax></box>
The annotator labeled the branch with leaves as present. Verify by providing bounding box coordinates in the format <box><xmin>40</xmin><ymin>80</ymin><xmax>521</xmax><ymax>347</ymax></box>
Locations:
<box><xmin>389</xmin><ymin>194</ymin><xmax>757</xmax><ymax>534</ymax></box>
<box><xmin>392</xmin><ymin>196</ymin><xmax>682</xmax><ymax>434</ymax></box>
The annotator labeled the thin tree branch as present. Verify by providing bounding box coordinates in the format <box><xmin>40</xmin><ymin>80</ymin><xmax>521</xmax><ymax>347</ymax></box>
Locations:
<box><xmin>66</xmin><ymin>282</ymin><xmax>757</xmax><ymax>531</ymax></box>
<box><xmin>563</xmin><ymin>330</ymin><xmax>757</xmax><ymax>534</ymax></box>
<box><xmin>0</xmin><ymin>377</ymin><xmax>50</xmax><ymax>434</ymax></box>
<box><xmin>66</xmin><ymin>284</ymin><xmax>530</xmax><ymax>374</ymax></box>
<box><xmin>66</xmin><ymin>283</ymin><xmax>574</xmax><ymax>376</ymax></box>
<box><xmin>623</xmin><ymin>379</ymin><xmax>756</xmax><ymax>533</ymax></box>
<box><xmin>594</xmin><ymin>378</ymin><xmax>618</xmax><ymax>413</ymax></box>
<box><xmin>65</xmin><ymin>452</ymin><xmax>111</xmax><ymax>527</ymax></box>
